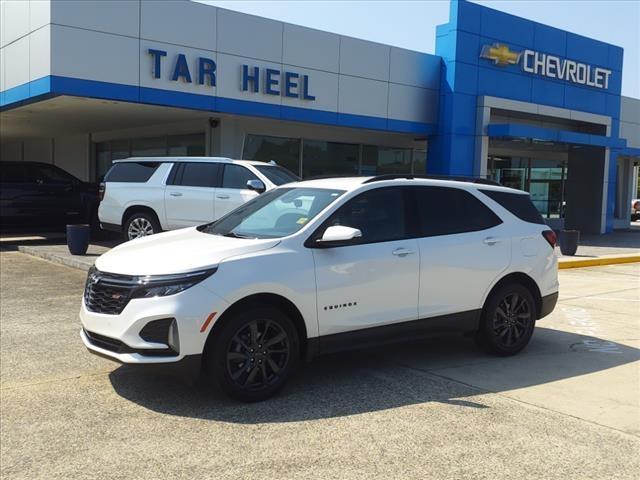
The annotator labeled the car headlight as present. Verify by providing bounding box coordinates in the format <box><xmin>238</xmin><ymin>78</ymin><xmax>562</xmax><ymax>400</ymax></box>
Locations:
<box><xmin>130</xmin><ymin>268</ymin><xmax>218</xmax><ymax>299</ymax></box>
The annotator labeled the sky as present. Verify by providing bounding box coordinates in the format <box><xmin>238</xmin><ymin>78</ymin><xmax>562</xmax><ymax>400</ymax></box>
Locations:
<box><xmin>198</xmin><ymin>0</ymin><xmax>640</xmax><ymax>98</ymax></box>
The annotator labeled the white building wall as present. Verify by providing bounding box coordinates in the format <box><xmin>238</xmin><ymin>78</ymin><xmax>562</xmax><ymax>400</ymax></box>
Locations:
<box><xmin>1</xmin><ymin>0</ymin><xmax>441</xmax><ymax>126</ymax></box>
<box><xmin>620</xmin><ymin>96</ymin><xmax>640</xmax><ymax>148</ymax></box>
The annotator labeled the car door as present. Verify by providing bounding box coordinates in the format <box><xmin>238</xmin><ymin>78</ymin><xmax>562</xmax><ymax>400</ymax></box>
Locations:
<box><xmin>25</xmin><ymin>163</ymin><xmax>83</xmax><ymax>225</ymax></box>
<box><xmin>164</xmin><ymin>162</ymin><xmax>220</xmax><ymax>229</ymax></box>
<box><xmin>0</xmin><ymin>163</ymin><xmax>34</xmax><ymax>226</ymax></box>
<box><xmin>215</xmin><ymin>164</ymin><xmax>261</xmax><ymax>219</ymax></box>
<box><xmin>410</xmin><ymin>186</ymin><xmax>511</xmax><ymax>319</ymax></box>
<box><xmin>312</xmin><ymin>186</ymin><xmax>419</xmax><ymax>337</ymax></box>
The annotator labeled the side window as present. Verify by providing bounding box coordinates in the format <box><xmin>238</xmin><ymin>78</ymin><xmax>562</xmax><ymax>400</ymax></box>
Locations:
<box><xmin>0</xmin><ymin>164</ymin><xmax>27</xmax><ymax>183</ymax></box>
<box><xmin>324</xmin><ymin>187</ymin><xmax>406</xmax><ymax>244</ymax></box>
<box><xmin>222</xmin><ymin>164</ymin><xmax>258</xmax><ymax>189</ymax></box>
<box><xmin>174</xmin><ymin>162</ymin><xmax>220</xmax><ymax>188</ymax></box>
<box><xmin>28</xmin><ymin>164</ymin><xmax>76</xmax><ymax>185</ymax></box>
<box><xmin>104</xmin><ymin>162</ymin><xmax>160</xmax><ymax>183</ymax></box>
<box><xmin>413</xmin><ymin>186</ymin><xmax>502</xmax><ymax>237</ymax></box>
<box><xmin>479</xmin><ymin>189</ymin><xmax>545</xmax><ymax>225</ymax></box>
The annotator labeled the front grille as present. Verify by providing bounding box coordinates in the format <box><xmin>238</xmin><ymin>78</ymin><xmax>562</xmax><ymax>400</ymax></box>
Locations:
<box><xmin>84</xmin><ymin>329</ymin><xmax>176</xmax><ymax>357</ymax></box>
<box><xmin>84</xmin><ymin>329</ymin><xmax>133</xmax><ymax>354</ymax></box>
<box><xmin>84</xmin><ymin>268</ymin><xmax>136</xmax><ymax>315</ymax></box>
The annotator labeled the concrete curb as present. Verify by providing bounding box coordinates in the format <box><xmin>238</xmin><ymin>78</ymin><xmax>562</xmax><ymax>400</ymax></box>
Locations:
<box><xmin>17</xmin><ymin>245</ymin><xmax>94</xmax><ymax>272</ymax></box>
<box><xmin>558</xmin><ymin>254</ymin><xmax>640</xmax><ymax>269</ymax></box>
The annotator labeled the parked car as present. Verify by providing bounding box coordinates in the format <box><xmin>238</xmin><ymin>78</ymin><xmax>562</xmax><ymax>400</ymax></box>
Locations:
<box><xmin>98</xmin><ymin>157</ymin><xmax>299</xmax><ymax>241</ymax></box>
<box><xmin>0</xmin><ymin>161</ymin><xmax>98</xmax><ymax>231</ymax></box>
<box><xmin>631</xmin><ymin>199</ymin><xmax>640</xmax><ymax>222</ymax></box>
<box><xmin>81</xmin><ymin>174</ymin><xmax>559</xmax><ymax>402</ymax></box>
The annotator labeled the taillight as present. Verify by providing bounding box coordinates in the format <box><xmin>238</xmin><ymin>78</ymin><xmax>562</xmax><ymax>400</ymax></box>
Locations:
<box><xmin>542</xmin><ymin>230</ymin><xmax>557</xmax><ymax>248</ymax></box>
<box><xmin>98</xmin><ymin>182</ymin><xmax>105</xmax><ymax>201</ymax></box>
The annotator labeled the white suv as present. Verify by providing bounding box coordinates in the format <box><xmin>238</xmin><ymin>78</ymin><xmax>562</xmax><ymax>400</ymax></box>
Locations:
<box><xmin>98</xmin><ymin>157</ymin><xmax>299</xmax><ymax>240</ymax></box>
<box><xmin>81</xmin><ymin>175</ymin><xmax>559</xmax><ymax>402</ymax></box>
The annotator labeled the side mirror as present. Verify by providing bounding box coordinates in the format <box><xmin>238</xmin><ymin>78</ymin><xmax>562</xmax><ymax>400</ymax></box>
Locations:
<box><xmin>316</xmin><ymin>225</ymin><xmax>362</xmax><ymax>247</ymax></box>
<box><xmin>246</xmin><ymin>179</ymin><xmax>266</xmax><ymax>193</ymax></box>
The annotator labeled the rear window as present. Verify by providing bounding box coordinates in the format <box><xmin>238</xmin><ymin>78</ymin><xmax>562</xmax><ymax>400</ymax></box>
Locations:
<box><xmin>480</xmin><ymin>189</ymin><xmax>545</xmax><ymax>225</ymax></box>
<box><xmin>0</xmin><ymin>164</ymin><xmax>27</xmax><ymax>183</ymax></box>
<box><xmin>254</xmin><ymin>165</ymin><xmax>300</xmax><ymax>186</ymax></box>
<box><xmin>412</xmin><ymin>186</ymin><xmax>502</xmax><ymax>237</ymax></box>
<box><xmin>104</xmin><ymin>162</ymin><xmax>160</xmax><ymax>183</ymax></box>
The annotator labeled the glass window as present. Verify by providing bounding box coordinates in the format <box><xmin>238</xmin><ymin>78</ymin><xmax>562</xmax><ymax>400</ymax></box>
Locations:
<box><xmin>27</xmin><ymin>164</ymin><xmax>77</xmax><ymax>184</ymax></box>
<box><xmin>104</xmin><ymin>162</ymin><xmax>160</xmax><ymax>183</ymax></box>
<box><xmin>413</xmin><ymin>149</ymin><xmax>427</xmax><ymax>174</ymax></box>
<box><xmin>243</xmin><ymin>134</ymin><xmax>301</xmax><ymax>177</ymax></box>
<box><xmin>303</xmin><ymin>140</ymin><xmax>359</xmax><ymax>178</ymax></box>
<box><xmin>131</xmin><ymin>137</ymin><xmax>166</xmax><ymax>157</ymax></box>
<box><xmin>168</xmin><ymin>133</ymin><xmax>205</xmax><ymax>156</ymax></box>
<box><xmin>0</xmin><ymin>164</ymin><xmax>27</xmax><ymax>183</ymax></box>
<box><xmin>254</xmin><ymin>164</ymin><xmax>299</xmax><ymax>185</ymax></box>
<box><xmin>480</xmin><ymin>189</ymin><xmax>545</xmax><ymax>225</ymax></box>
<box><xmin>412</xmin><ymin>186</ymin><xmax>502</xmax><ymax>237</ymax></box>
<box><xmin>177</xmin><ymin>162</ymin><xmax>220</xmax><ymax>187</ymax></box>
<box><xmin>222</xmin><ymin>164</ymin><xmax>258</xmax><ymax>189</ymax></box>
<box><xmin>203</xmin><ymin>187</ymin><xmax>345</xmax><ymax>239</ymax></box>
<box><xmin>362</xmin><ymin>146</ymin><xmax>412</xmax><ymax>175</ymax></box>
<box><xmin>324</xmin><ymin>187</ymin><xmax>406</xmax><ymax>244</ymax></box>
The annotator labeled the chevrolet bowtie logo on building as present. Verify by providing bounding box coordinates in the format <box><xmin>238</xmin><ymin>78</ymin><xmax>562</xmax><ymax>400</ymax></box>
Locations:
<box><xmin>479</xmin><ymin>42</ymin><xmax>612</xmax><ymax>90</ymax></box>
<box><xmin>480</xmin><ymin>43</ymin><xmax>520</xmax><ymax>66</ymax></box>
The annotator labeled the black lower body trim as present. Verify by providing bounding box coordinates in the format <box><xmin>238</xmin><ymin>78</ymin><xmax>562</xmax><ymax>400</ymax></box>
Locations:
<box><xmin>313</xmin><ymin>309</ymin><xmax>481</xmax><ymax>358</ymax></box>
<box><xmin>539</xmin><ymin>292</ymin><xmax>558</xmax><ymax>319</ymax></box>
<box><xmin>100</xmin><ymin>222</ymin><xmax>121</xmax><ymax>233</ymax></box>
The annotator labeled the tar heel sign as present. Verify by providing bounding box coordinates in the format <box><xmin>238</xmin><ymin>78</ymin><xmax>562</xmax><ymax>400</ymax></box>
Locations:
<box><xmin>481</xmin><ymin>43</ymin><xmax>612</xmax><ymax>90</ymax></box>
<box><xmin>147</xmin><ymin>48</ymin><xmax>316</xmax><ymax>100</ymax></box>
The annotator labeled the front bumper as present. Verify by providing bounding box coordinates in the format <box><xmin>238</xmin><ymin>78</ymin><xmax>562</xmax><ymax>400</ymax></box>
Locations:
<box><xmin>80</xmin><ymin>281</ymin><xmax>230</xmax><ymax>366</ymax></box>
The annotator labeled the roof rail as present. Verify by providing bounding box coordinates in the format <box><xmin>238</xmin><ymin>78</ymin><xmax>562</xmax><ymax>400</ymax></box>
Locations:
<box><xmin>361</xmin><ymin>174</ymin><xmax>502</xmax><ymax>187</ymax></box>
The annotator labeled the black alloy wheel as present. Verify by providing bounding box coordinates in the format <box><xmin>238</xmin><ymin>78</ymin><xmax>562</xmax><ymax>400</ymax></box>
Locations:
<box><xmin>476</xmin><ymin>283</ymin><xmax>536</xmax><ymax>356</ymax></box>
<box><xmin>207</xmin><ymin>306</ymin><xmax>299</xmax><ymax>402</ymax></box>
<box><xmin>226</xmin><ymin>318</ymin><xmax>290</xmax><ymax>391</ymax></box>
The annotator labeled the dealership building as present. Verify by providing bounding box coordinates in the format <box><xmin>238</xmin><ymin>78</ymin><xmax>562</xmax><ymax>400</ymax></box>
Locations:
<box><xmin>1</xmin><ymin>0</ymin><xmax>639</xmax><ymax>233</ymax></box>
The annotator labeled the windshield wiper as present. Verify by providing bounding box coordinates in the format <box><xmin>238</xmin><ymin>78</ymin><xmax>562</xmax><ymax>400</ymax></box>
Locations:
<box><xmin>223</xmin><ymin>232</ymin><xmax>254</xmax><ymax>239</ymax></box>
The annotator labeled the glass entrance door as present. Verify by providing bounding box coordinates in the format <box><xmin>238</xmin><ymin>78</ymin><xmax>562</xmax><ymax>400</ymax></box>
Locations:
<box><xmin>488</xmin><ymin>156</ymin><xmax>567</xmax><ymax>219</ymax></box>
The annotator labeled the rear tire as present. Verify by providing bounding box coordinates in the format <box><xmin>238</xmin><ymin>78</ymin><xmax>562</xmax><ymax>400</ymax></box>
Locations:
<box><xmin>476</xmin><ymin>283</ymin><xmax>537</xmax><ymax>356</ymax></box>
<box><xmin>205</xmin><ymin>305</ymin><xmax>300</xmax><ymax>402</ymax></box>
<box><xmin>123</xmin><ymin>211</ymin><xmax>160</xmax><ymax>241</ymax></box>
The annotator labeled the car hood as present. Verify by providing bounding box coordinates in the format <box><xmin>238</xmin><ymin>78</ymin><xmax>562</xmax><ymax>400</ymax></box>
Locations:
<box><xmin>95</xmin><ymin>227</ymin><xmax>280</xmax><ymax>275</ymax></box>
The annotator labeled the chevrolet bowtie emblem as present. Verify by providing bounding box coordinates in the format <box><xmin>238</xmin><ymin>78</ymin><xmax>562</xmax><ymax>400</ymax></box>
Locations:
<box><xmin>481</xmin><ymin>43</ymin><xmax>521</xmax><ymax>66</ymax></box>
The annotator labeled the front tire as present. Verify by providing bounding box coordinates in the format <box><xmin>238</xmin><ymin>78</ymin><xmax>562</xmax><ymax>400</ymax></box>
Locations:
<box><xmin>476</xmin><ymin>284</ymin><xmax>537</xmax><ymax>356</ymax></box>
<box><xmin>206</xmin><ymin>306</ymin><xmax>300</xmax><ymax>402</ymax></box>
<box><xmin>123</xmin><ymin>211</ymin><xmax>160</xmax><ymax>241</ymax></box>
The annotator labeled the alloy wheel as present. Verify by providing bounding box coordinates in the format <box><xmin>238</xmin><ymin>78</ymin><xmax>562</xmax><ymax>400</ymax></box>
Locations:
<box><xmin>492</xmin><ymin>293</ymin><xmax>532</xmax><ymax>347</ymax></box>
<box><xmin>226</xmin><ymin>319</ymin><xmax>290</xmax><ymax>391</ymax></box>
<box><xmin>127</xmin><ymin>217</ymin><xmax>154</xmax><ymax>240</ymax></box>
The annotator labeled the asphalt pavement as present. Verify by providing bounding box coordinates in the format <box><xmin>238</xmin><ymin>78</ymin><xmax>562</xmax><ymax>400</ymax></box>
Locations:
<box><xmin>1</xmin><ymin>251</ymin><xmax>638</xmax><ymax>479</ymax></box>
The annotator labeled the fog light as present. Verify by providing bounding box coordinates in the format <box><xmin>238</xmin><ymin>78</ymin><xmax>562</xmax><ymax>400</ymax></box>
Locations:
<box><xmin>167</xmin><ymin>319</ymin><xmax>180</xmax><ymax>353</ymax></box>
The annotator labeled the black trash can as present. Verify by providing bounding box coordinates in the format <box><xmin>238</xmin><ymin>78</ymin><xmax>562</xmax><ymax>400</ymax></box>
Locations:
<box><xmin>559</xmin><ymin>229</ymin><xmax>580</xmax><ymax>256</ymax></box>
<box><xmin>67</xmin><ymin>224</ymin><xmax>90</xmax><ymax>255</ymax></box>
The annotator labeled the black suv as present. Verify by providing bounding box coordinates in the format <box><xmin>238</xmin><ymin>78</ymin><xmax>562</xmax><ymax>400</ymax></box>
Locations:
<box><xmin>0</xmin><ymin>161</ymin><xmax>98</xmax><ymax>231</ymax></box>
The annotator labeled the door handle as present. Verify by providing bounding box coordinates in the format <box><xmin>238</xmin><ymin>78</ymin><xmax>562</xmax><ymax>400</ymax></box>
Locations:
<box><xmin>169</xmin><ymin>192</ymin><xmax>183</xmax><ymax>197</ymax></box>
<box><xmin>483</xmin><ymin>236</ymin><xmax>502</xmax><ymax>245</ymax></box>
<box><xmin>216</xmin><ymin>195</ymin><xmax>230</xmax><ymax>199</ymax></box>
<box><xmin>392</xmin><ymin>248</ymin><xmax>415</xmax><ymax>257</ymax></box>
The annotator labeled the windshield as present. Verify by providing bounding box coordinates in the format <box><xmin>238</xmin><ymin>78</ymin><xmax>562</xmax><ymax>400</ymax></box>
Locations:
<box><xmin>254</xmin><ymin>165</ymin><xmax>300</xmax><ymax>185</ymax></box>
<box><xmin>202</xmin><ymin>187</ymin><xmax>344</xmax><ymax>239</ymax></box>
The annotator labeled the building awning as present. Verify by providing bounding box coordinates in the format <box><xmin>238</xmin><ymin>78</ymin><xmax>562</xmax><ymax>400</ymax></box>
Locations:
<box><xmin>487</xmin><ymin>123</ymin><xmax>627</xmax><ymax>149</ymax></box>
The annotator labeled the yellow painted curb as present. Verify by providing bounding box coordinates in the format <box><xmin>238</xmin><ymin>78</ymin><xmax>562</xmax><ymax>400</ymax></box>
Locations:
<box><xmin>558</xmin><ymin>254</ymin><xmax>640</xmax><ymax>269</ymax></box>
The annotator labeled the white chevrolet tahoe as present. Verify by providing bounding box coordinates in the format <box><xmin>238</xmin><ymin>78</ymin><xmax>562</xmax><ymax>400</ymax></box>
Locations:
<box><xmin>98</xmin><ymin>157</ymin><xmax>299</xmax><ymax>240</ymax></box>
<box><xmin>81</xmin><ymin>175</ymin><xmax>559</xmax><ymax>402</ymax></box>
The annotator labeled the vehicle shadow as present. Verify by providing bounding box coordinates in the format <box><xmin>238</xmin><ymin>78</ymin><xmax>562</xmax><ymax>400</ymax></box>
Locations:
<box><xmin>108</xmin><ymin>327</ymin><xmax>639</xmax><ymax>423</ymax></box>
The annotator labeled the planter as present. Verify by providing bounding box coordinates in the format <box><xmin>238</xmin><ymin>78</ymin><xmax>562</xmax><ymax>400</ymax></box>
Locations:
<box><xmin>66</xmin><ymin>224</ymin><xmax>90</xmax><ymax>255</ymax></box>
<box><xmin>559</xmin><ymin>229</ymin><xmax>580</xmax><ymax>256</ymax></box>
